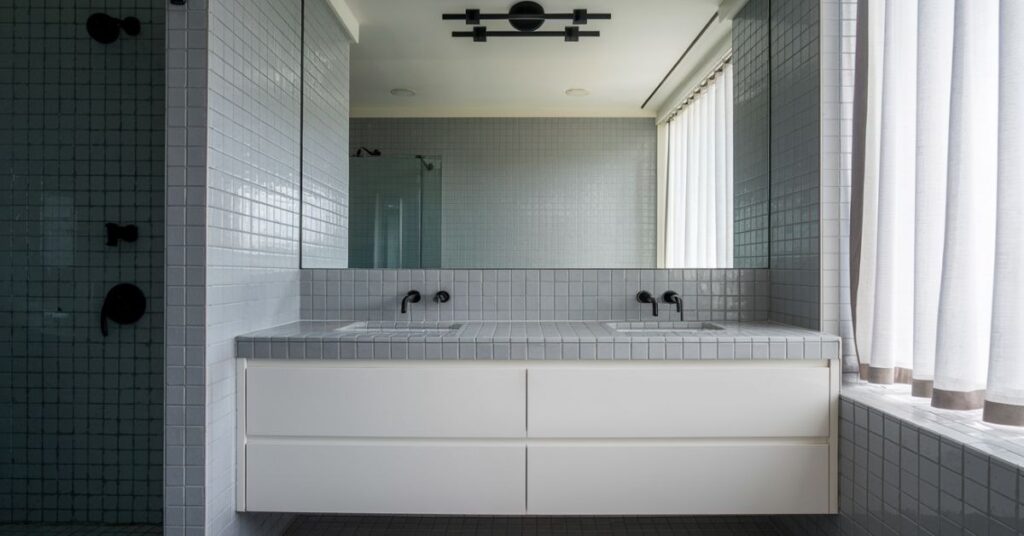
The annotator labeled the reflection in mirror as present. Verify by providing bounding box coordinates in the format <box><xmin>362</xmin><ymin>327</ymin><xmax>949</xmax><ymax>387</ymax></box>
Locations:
<box><xmin>349</xmin><ymin>156</ymin><xmax>442</xmax><ymax>268</ymax></box>
<box><xmin>300</xmin><ymin>0</ymin><xmax>771</xmax><ymax>270</ymax></box>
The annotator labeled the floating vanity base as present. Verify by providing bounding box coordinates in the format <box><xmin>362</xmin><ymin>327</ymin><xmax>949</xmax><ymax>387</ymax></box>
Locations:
<box><xmin>236</xmin><ymin>360</ymin><xmax>840</xmax><ymax>516</ymax></box>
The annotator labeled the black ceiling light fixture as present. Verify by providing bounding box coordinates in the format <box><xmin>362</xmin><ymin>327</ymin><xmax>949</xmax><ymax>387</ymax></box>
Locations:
<box><xmin>443</xmin><ymin>1</ymin><xmax>610</xmax><ymax>42</ymax></box>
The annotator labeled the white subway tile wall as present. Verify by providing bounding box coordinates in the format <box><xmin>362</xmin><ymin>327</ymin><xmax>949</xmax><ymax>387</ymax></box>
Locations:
<box><xmin>201</xmin><ymin>0</ymin><xmax>307</xmax><ymax>534</ymax></box>
<box><xmin>768</xmin><ymin>0</ymin><xmax>822</xmax><ymax>330</ymax></box>
<box><xmin>301</xmin><ymin>268</ymin><xmax>770</xmax><ymax>323</ymax></box>
<box><xmin>348</xmin><ymin>118</ymin><xmax>657</xmax><ymax>269</ymax></box>
<box><xmin>300</xmin><ymin>1</ymin><xmax>350</xmax><ymax>269</ymax></box>
<box><xmin>819</xmin><ymin>0</ymin><xmax>858</xmax><ymax>373</ymax></box>
<box><xmin>1</xmin><ymin>0</ymin><xmax>164</xmax><ymax>525</ymax></box>
<box><xmin>732</xmin><ymin>0</ymin><xmax>772</xmax><ymax>269</ymax></box>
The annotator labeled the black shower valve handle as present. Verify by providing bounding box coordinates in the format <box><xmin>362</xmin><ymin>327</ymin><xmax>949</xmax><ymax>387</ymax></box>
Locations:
<box><xmin>106</xmin><ymin>223</ymin><xmax>139</xmax><ymax>246</ymax></box>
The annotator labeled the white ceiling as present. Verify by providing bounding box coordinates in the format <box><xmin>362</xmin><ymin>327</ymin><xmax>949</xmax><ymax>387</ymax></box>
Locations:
<box><xmin>345</xmin><ymin>0</ymin><xmax>728</xmax><ymax>118</ymax></box>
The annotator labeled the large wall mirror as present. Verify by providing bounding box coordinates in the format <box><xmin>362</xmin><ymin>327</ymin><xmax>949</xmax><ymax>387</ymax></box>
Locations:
<box><xmin>300</xmin><ymin>0</ymin><xmax>770</xmax><ymax>270</ymax></box>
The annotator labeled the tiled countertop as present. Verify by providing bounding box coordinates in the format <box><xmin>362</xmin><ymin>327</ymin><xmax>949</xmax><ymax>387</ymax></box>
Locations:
<box><xmin>236</xmin><ymin>320</ymin><xmax>841</xmax><ymax>361</ymax></box>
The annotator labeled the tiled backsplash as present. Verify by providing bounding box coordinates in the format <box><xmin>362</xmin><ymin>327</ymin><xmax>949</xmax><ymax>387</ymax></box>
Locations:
<box><xmin>301</xmin><ymin>268</ymin><xmax>769</xmax><ymax>322</ymax></box>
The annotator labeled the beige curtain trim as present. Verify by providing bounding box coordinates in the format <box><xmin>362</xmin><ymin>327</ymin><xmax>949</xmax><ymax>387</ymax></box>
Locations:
<box><xmin>864</xmin><ymin>366</ymin><xmax>912</xmax><ymax>385</ymax></box>
<box><xmin>867</xmin><ymin>366</ymin><xmax>893</xmax><ymax>384</ymax></box>
<box><xmin>931</xmin><ymin>388</ymin><xmax>986</xmax><ymax>411</ymax></box>
<box><xmin>983</xmin><ymin>401</ymin><xmax>1024</xmax><ymax>427</ymax></box>
<box><xmin>911</xmin><ymin>379</ymin><xmax>933</xmax><ymax>398</ymax></box>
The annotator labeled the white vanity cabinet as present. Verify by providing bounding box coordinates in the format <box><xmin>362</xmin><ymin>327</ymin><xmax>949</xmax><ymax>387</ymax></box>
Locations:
<box><xmin>237</xmin><ymin>360</ymin><xmax>839</xmax><ymax>516</ymax></box>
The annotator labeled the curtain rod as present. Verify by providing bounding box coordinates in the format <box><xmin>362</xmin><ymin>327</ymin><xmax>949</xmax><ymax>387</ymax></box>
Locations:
<box><xmin>641</xmin><ymin>12</ymin><xmax>720</xmax><ymax>110</ymax></box>
<box><xmin>661</xmin><ymin>51</ymin><xmax>732</xmax><ymax>124</ymax></box>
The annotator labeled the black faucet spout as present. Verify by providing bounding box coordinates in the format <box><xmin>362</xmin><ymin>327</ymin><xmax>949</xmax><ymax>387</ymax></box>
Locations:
<box><xmin>636</xmin><ymin>291</ymin><xmax>658</xmax><ymax>317</ymax></box>
<box><xmin>401</xmin><ymin>290</ymin><xmax>421</xmax><ymax>314</ymax></box>
<box><xmin>662</xmin><ymin>291</ymin><xmax>683</xmax><ymax>320</ymax></box>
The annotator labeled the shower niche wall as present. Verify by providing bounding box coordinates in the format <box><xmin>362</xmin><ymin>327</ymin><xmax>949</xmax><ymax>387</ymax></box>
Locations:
<box><xmin>348</xmin><ymin>156</ymin><xmax>442</xmax><ymax>269</ymax></box>
<box><xmin>0</xmin><ymin>0</ymin><xmax>164</xmax><ymax>528</ymax></box>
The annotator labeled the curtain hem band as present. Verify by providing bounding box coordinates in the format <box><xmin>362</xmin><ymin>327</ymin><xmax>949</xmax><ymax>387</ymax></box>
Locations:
<box><xmin>931</xmin><ymin>388</ymin><xmax>986</xmax><ymax>411</ymax></box>
<box><xmin>864</xmin><ymin>366</ymin><xmax>913</xmax><ymax>385</ymax></box>
<box><xmin>911</xmin><ymin>379</ymin><xmax>933</xmax><ymax>398</ymax></box>
<box><xmin>983</xmin><ymin>401</ymin><xmax>1024</xmax><ymax>427</ymax></box>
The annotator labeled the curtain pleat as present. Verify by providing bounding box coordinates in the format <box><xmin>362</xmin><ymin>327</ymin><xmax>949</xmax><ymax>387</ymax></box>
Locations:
<box><xmin>853</xmin><ymin>0</ymin><xmax>1022</xmax><ymax>424</ymax></box>
<box><xmin>868</xmin><ymin>0</ymin><xmax>917</xmax><ymax>385</ymax></box>
<box><xmin>984</xmin><ymin>0</ymin><xmax>1024</xmax><ymax>426</ymax></box>
<box><xmin>854</xmin><ymin>0</ymin><xmax>884</xmax><ymax>380</ymax></box>
<box><xmin>932</xmin><ymin>0</ymin><xmax>999</xmax><ymax>410</ymax></box>
<box><xmin>664</xmin><ymin>63</ymin><xmax>734</xmax><ymax>269</ymax></box>
<box><xmin>911</xmin><ymin>0</ymin><xmax>954</xmax><ymax>397</ymax></box>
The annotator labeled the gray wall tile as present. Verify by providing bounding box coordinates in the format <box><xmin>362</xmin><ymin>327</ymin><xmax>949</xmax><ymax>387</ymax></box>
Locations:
<box><xmin>1</xmin><ymin>0</ymin><xmax>165</xmax><ymax>525</ymax></box>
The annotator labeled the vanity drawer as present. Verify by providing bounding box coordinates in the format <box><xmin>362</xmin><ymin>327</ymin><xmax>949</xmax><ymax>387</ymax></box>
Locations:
<box><xmin>527</xmin><ymin>443</ymin><xmax>829</xmax><ymax>515</ymax></box>
<box><xmin>527</xmin><ymin>365</ymin><xmax>830</xmax><ymax>438</ymax></box>
<box><xmin>246</xmin><ymin>442</ymin><xmax>525</xmax><ymax>514</ymax></box>
<box><xmin>245</xmin><ymin>366</ymin><xmax>526</xmax><ymax>438</ymax></box>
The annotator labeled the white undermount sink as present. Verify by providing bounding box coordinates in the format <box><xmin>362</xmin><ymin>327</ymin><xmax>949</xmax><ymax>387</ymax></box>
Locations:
<box><xmin>605</xmin><ymin>321</ymin><xmax>723</xmax><ymax>334</ymax></box>
<box><xmin>335</xmin><ymin>321</ymin><xmax>463</xmax><ymax>334</ymax></box>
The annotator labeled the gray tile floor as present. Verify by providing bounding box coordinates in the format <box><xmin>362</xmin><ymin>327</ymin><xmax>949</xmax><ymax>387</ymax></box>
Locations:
<box><xmin>285</xmin><ymin>515</ymin><xmax>785</xmax><ymax>535</ymax></box>
<box><xmin>0</xmin><ymin>525</ymin><xmax>161</xmax><ymax>536</ymax></box>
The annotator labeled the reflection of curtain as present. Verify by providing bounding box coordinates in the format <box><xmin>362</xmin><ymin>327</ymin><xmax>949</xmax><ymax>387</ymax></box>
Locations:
<box><xmin>665</xmin><ymin>63</ymin><xmax>733</xmax><ymax>269</ymax></box>
<box><xmin>852</xmin><ymin>0</ymin><xmax>1023</xmax><ymax>426</ymax></box>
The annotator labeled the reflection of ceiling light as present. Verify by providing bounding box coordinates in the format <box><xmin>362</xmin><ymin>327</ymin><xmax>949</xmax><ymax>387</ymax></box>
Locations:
<box><xmin>565</xmin><ymin>88</ymin><xmax>589</xmax><ymax>96</ymax></box>
<box><xmin>390</xmin><ymin>88</ymin><xmax>416</xmax><ymax>96</ymax></box>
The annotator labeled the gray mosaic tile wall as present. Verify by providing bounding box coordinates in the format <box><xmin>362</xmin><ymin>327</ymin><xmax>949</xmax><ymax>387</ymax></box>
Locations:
<box><xmin>835</xmin><ymin>398</ymin><xmax>1024</xmax><ymax>536</ymax></box>
<box><xmin>203</xmin><ymin>0</ymin><xmax>305</xmax><ymax>534</ymax></box>
<box><xmin>164</xmin><ymin>0</ymin><xmax>209</xmax><ymax>533</ymax></box>
<box><xmin>349</xmin><ymin>118</ymin><xmax>657</xmax><ymax>269</ymax></box>
<box><xmin>732</xmin><ymin>0</ymin><xmax>772</xmax><ymax>269</ymax></box>
<box><xmin>301</xmin><ymin>269</ymin><xmax>769</xmax><ymax>322</ymax></box>
<box><xmin>300</xmin><ymin>0</ymin><xmax>350</xmax><ymax>269</ymax></box>
<box><xmin>0</xmin><ymin>0</ymin><xmax>164</xmax><ymax>525</ymax></box>
<box><xmin>769</xmin><ymin>0</ymin><xmax>822</xmax><ymax>330</ymax></box>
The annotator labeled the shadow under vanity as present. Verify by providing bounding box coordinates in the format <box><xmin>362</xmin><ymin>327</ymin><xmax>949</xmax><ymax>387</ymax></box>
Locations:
<box><xmin>234</xmin><ymin>0</ymin><xmax>835</xmax><ymax>521</ymax></box>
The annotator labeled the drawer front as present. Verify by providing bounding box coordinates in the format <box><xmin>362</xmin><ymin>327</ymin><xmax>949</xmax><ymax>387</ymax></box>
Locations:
<box><xmin>246</xmin><ymin>442</ymin><xmax>525</xmax><ymax>514</ymax></box>
<box><xmin>246</xmin><ymin>366</ymin><xmax>526</xmax><ymax>438</ymax></box>
<box><xmin>527</xmin><ymin>443</ymin><xmax>829</xmax><ymax>515</ymax></box>
<box><xmin>528</xmin><ymin>366</ymin><xmax>830</xmax><ymax>438</ymax></box>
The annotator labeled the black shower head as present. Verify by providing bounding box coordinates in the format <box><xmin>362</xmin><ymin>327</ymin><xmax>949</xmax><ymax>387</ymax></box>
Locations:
<box><xmin>354</xmin><ymin>147</ymin><xmax>382</xmax><ymax>157</ymax></box>
<box><xmin>87</xmin><ymin>13</ymin><xmax>141</xmax><ymax>44</ymax></box>
<box><xmin>415</xmin><ymin>155</ymin><xmax>435</xmax><ymax>171</ymax></box>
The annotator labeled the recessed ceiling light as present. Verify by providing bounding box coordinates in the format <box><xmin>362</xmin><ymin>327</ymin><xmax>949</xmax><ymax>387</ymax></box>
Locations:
<box><xmin>390</xmin><ymin>88</ymin><xmax>416</xmax><ymax>97</ymax></box>
<box><xmin>565</xmin><ymin>88</ymin><xmax>589</xmax><ymax>97</ymax></box>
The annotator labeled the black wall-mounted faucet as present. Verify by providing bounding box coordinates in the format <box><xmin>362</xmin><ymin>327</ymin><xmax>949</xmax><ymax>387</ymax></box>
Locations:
<box><xmin>636</xmin><ymin>291</ymin><xmax>658</xmax><ymax>317</ymax></box>
<box><xmin>434</xmin><ymin>291</ymin><xmax>451</xmax><ymax>303</ymax></box>
<box><xmin>662</xmin><ymin>291</ymin><xmax>683</xmax><ymax>321</ymax></box>
<box><xmin>401</xmin><ymin>290</ymin><xmax>422</xmax><ymax>314</ymax></box>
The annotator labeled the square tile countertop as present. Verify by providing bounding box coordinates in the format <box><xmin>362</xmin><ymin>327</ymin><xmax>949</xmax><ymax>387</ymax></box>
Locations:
<box><xmin>235</xmin><ymin>320</ymin><xmax>840</xmax><ymax>361</ymax></box>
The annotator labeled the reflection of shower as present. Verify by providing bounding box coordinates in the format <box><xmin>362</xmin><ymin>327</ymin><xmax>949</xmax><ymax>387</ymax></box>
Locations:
<box><xmin>87</xmin><ymin>13</ymin><xmax>141</xmax><ymax>44</ymax></box>
<box><xmin>415</xmin><ymin>155</ymin><xmax>435</xmax><ymax>171</ymax></box>
<box><xmin>354</xmin><ymin>147</ymin><xmax>381</xmax><ymax>157</ymax></box>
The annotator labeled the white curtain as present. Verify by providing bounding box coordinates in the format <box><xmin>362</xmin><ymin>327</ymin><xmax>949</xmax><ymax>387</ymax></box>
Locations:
<box><xmin>854</xmin><ymin>0</ymin><xmax>1023</xmax><ymax>425</ymax></box>
<box><xmin>911</xmin><ymin>0</ymin><xmax>953</xmax><ymax>396</ymax></box>
<box><xmin>985</xmin><ymin>0</ymin><xmax>1024</xmax><ymax>424</ymax></box>
<box><xmin>665</xmin><ymin>63</ymin><xmax>734</xmax><ymax>269</ymax></box>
